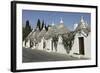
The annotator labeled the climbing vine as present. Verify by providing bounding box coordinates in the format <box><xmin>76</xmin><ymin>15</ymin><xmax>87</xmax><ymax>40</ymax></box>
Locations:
<box><xmin>62</xmin><ymin>32</ymin><xmax>75</xmax><ymax>54</ymax></box>
<box><xmin>52</xmin><ymin>35</ymin><xmax>58</xmax><ymax>51</ymax></box>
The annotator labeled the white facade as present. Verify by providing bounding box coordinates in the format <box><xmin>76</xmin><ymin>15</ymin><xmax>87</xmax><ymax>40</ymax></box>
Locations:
<box><xmin>70</xmin><ymin>31</ymin><xmax>91</xmax><ymax>58</ymax></box>
<box><xmin>38</xmin><ymin>37</ymin><xmax>45</xmax><ymax>50</ymax></box>
<box><xmin>84</xmin><ymin>33</ymin><xmax>91</xmax><ymax>58</ymax></box>
<box><xmin>25</xmin><ymin>40</ymin><xmax>30</xmax><ymax>48</ymax></box>
<box><xmin>45</xmin><ymin>38</ymin><xmax>52</xmax><ymax>52</ymax></box>
<box><xmin>57</xmin><ymin>35</ymin><xmax>66</xmax><ymax>54</ymax></box>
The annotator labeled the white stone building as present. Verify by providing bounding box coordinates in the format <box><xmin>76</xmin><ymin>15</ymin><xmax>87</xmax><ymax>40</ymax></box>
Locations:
<box><xmin>23</xmin><ymin>16</ymin><xmax>91</xmax><ymax>59</ymax></box>
<box><xmin>70</xmin><ymin>16</ymin><xmax>91</xmax><ymax>58</ymax></box>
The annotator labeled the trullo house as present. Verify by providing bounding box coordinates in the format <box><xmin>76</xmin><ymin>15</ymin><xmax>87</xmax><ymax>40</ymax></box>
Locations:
<box><xmin>23</xmin><ymin>16</ymin><xmax>91</xmax><ymax>59</ymax></box>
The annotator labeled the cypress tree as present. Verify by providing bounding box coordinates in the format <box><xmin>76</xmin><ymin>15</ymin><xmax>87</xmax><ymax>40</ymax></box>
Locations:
<box><xmin>23</xmin><ymin>20</ymin><xmax>32</xmax><ymax>40</ymax></box>
<box><xmin>36</xmin><ymin>19</ymin><xmax>41</xmax><ymax>30</ymax></box>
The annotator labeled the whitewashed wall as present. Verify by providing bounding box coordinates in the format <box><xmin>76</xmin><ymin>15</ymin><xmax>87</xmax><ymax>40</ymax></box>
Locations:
<box><xmin>45</xmin><ymin>38</ymin><xmax>52</xmax><ymax>52</ymax></box>
<box><xmin>26</xmin><ymin>40</ymin><xmax>30</xmax><ymax>48</ymax></box>
<box><xmin>84</xmin><ymin>33</ymin><xmax>91</xmax><ymax>58</ymax></box>
<box><xmin>38</xmin><ymin>39</ymin><xmax>44</xmax><ymax>50</ymax></box>
<box><xmin>23</xmin><ymin>40</ymin><xmax>25</xmax><ymax>47</ymax></box>
<box><xmin>71</xmin><ymin>31</ymin><xmax>91</xmax><ymax>58</ymax></box>
<box><xmin>57</xmin><ymin>36</ymin><xmax>66</xmax><ymax>54</ymax></box>
<box><xmin>70</xmin><ymin>34</ymin><xmax>80</xmax><ymax>55</ymax></box>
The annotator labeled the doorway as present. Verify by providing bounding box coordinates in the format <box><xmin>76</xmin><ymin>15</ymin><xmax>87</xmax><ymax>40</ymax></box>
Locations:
<box><xmin>43</xmin><ymin>41</ymin><xmax>46</xmax><ymax>50</ymax></box>
<box><xmin>51</xmin><ymin>40</ymin><xmax>53</xmax><ymax>51</ymax></box>
<box><xmin>78</xmin><ymin>37</ymin><xmax>85</xmax><ymax>55</ymax></box>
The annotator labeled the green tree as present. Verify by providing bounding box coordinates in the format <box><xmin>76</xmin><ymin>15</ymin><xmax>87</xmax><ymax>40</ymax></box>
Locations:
<box><xmin>36</xmin><ymin>19</ymin><xmax>41</xmax><ymax>30</ymax></box>
<box><xmin>25</xmin><ymin>20</ymin><xmax>32</xmax><ymax>31</ymax></box>
<box><xmin>22</xmin><ymin>26</ymin><xmax>25</xmax><ymax>40</ymax></box>
<box><xmin>22</xmin><ymin>20</ymin><xmax>32</xmax><ymax>41</ymax></box>
<box><xmin>62</xmin><ymin>32</ymin><xmax>75</xmax><ymax>54</ymax></box>
<box><xmin>45</xmin><ymin>24</ymin><xmax>48</xmax><ymax>31</ymax></box>
<box><xmin>45</xmin><ymin>25</ymin><xmax>51</xmax><ymax>31</ymax></box>
<box><xmin>52</xmin><ymin>35</ymin><xmax>58</xmax><ymax>51</ymax></box>
<box><xmin>41</xmin><ymin>20</ymin><xmax>44</xmax><ymax>30</ymax></box>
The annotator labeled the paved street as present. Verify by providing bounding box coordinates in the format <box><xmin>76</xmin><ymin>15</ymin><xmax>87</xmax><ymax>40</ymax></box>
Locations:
<box><xmin>22</xmin><ymin>47</ymin><xmax>86</xmax><ymax>63</ymax></box>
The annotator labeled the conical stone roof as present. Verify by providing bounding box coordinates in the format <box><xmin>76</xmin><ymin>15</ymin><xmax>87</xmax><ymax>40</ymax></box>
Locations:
<box><xmin>56</xmin><ymin>23</ymin><xmax>69</xmax><ymax>35</ymax></box>
<box><xmin>38</xmin><ymin>27</ymin><xmax>47</xmax><ymax>42</ymax></box>
<box><xmin>44</xmin><ymin>26</ymin><xmax>57</xmax><ymax>40</ymax></box>
<box><xmin>75</xmin><ymin>16</ymin><xmax>90</xmax><ymax>34</ymax></box>
<box><xmin>75</xmin><ymin>16</ymin><xmax>87</xmax><ymax>31</ymax></box>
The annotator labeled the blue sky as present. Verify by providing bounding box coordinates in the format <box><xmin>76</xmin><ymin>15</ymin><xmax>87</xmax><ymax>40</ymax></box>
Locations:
<box><xmin>22</xmin><ymin>10</ymin><xmax>91</xmax><ymax>30</ymax></box>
